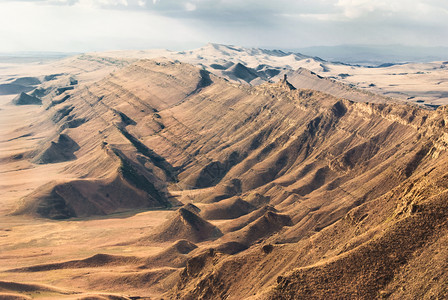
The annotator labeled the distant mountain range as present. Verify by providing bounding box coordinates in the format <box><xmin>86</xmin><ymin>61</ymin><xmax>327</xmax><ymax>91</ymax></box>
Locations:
<box><xmin>0</xmin><ymin>51</ymin><xmax>78</xmax><ymax>63</ymax></box>
<box><xmin>2</xmin><ymin>43</ymin><xmax>447</xmax><ymax>106</ymax></box>
<box><xmin>289</xmin><ymin>44</ymin><xmax>448</xmax><ymax>65</ymax></box>
<box><xmin>2</xmin><ymin>44</ymin><xmax>448</xmax><ymax>66</ymax></box>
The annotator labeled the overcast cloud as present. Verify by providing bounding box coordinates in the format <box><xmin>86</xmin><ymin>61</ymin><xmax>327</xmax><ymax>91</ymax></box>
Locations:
<box><xmin>0</xmin><ymin>0</ymin><xmax>447</xmax><ymax>52</ymax></box>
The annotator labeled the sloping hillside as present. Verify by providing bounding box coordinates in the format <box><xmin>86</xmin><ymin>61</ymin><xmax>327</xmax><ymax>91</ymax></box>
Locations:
<box><xmin>2</xmin><ymin>57</ymin><xmax>448</xmax><ymax>299</ymax></box>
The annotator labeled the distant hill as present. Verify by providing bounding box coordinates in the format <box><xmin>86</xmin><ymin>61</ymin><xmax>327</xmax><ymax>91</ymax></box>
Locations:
<box><xmin>0</xmin><ymin>51</ymin><xmax>78</xmax><ymax>63</ymax></box>
<box><xmin>292</xmin><ymin>44</ymin><xmax>448</xmax><ymax>65</ymax></box>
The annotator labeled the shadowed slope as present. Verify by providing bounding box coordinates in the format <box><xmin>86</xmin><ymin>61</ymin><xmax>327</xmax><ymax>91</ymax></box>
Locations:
<box><xmin>200</xmin><ymin>197</ymin><xmax>255</xmax><ymax>220</ymax></box>
<box><xmin>0</xmin><ymin>281</ymin><xmax>64</xmax><ymax>293</ymax></box>
<box><xmin>142</xmin><ymin>240</ymin><xmax>198</xmax><ymax>268</ymax></box>
<box><xmin>11</xmin><ymin>92</ymin><xmax>42</xmax><ymax>105</ymax></box>
<box><xmin>33</xmin><ymin>134</ymin><xmax>79</xmax><ymax>164</ymax></box>
<box><xmin>144</xmin><ymin>208</ymin><xmax>223</xmax><ymax>243</ymax></box>
<box><xmin>222</xmin><ymin>210</ymin><xmax>292</xmax><ymax>246</ymax></box>
<box><xmin>7</xmin><ymin>254</ymin><xmax>142</xmax><ymax>273</ymax></box>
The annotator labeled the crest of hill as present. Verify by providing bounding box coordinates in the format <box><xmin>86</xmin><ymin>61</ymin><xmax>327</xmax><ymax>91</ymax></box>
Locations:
<box><xmin>10</xmin><ymin>77</ymin><xmax>41</xmax><ymax>86</ymax></box>
<box><xmin>7</xmin><ymin>253</ymin><xmax>142</xmax><ymax>273</ymax></box>
<box><xmin>12</xmin><ymin>172</ymin><xmax>174</xmax><ymax>219</ymax></box>
<box><xmin>200</xmin><ymin>197</ymin><xmax>255</xmax><ymax>220</ymax></box>
<box><xmin>223</xmin><ymin>63</ymin><xmax>260</xmax><ymax>84</ymax></box>
<box><xmin>11</xmin><ymin>92</ymin><xmax>42</xmax><ymax>105</ymax></box>
<box><xmin>222</xmin><ymin>210</ymin><xmax>292</xmax><ymax>246</ymax></box>
<box><xmin>144</xmin><ymin>207</ymin><xmax>223</xmax><ymax>243</ymax></box>
<box><xmin>32</xmin><ymin>133</ymin><xmax>79</xmax><ymax>164</ymax></box>
<box><xmin>183</xmin><ymin>203</ymin><xmax>201</xmax><ymax>214</ymax></box>
<box><xmin>0</xmin><ymin>280</ymin><xmax>74</xmax><ymax>300</ymax></box>
<box><xmin>220</xmin><ymin>205</ymin><xmax>278</xmax><ymax>233</ymax></box>
<box><xmin>142</xmin><ymin>239</ymin><xmax>198</xmax><ymax>268</ymax></box>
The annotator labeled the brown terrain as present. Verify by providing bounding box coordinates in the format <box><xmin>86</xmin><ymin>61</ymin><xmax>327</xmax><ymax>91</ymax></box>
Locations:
<box><xmin>0</xmin><ymin>45</ymin><xmax>447</xmax><ymax>299</ymax></box>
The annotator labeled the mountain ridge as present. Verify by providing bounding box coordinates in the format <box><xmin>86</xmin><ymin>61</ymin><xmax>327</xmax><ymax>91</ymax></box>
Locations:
<box><xmin>1</xmin><ymin>51</ymin><xmax>448</xmax><ymax>299</ymax></box>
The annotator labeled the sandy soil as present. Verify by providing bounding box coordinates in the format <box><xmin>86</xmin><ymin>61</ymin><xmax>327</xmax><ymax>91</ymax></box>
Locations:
<box><xmin>0</xmin><ymin>210</ymin><xmax>175</xmax><ymax>299</ymax></box>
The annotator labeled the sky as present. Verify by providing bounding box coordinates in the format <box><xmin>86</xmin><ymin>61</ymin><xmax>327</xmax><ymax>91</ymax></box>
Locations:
<box><xmin>0</xmin><ymin>0</ymin><xmax>447</xmax><ymax>52</ymax></box>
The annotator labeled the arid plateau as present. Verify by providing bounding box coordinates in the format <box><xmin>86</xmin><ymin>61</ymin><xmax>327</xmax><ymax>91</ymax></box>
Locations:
<box><xmin>1</xmin><ymin>44</ymin><xmax>448</xmax><ymax>299</ymax></box>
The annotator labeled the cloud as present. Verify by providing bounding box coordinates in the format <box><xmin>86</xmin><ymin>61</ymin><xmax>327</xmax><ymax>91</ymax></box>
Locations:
<box><xmin>6</xmin><ymin>0</ymin><xmax>447</xmax><ymax>25</ymax></box>
<box><xmin>0</xmin><ymin>0</ymin><xmax>204</xmax><ymax>52</ymax></box>
<box><xmin>334</xmin><ymin>0</ymin><xmax>448</xmax><ymax>21</ymax></box>
<box><xmin>0</xmin><ymin>0</ymin><xmax>447</xmax><ymax>52</ymax></box>
<box><xmin>184</xmin><ymin>2</ymin><xmax>195</xmax><ymax>12</ymax></box>
<box><xmin>335</xmin><ymin>0</ymin><xmax>398</xmax><ymax>19</ymax></box>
